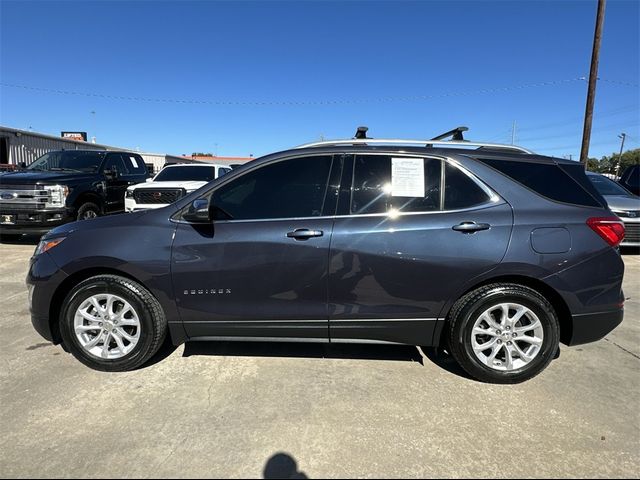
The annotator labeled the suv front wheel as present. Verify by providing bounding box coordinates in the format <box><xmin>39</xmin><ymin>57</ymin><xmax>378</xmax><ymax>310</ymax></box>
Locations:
<box><xmin>446</xmin><ymin>283</ymin><xmax>560</xmax><ymax>384</ymax></box>
<box><xmin>76</xmin><ymin>202</ymin><xmax>101</xmax><ymax>221</ymax></box>
<box><xmin>59</xmin><ymin>275</ymin><xmax>167</xmax><ymax>371</ymax></box>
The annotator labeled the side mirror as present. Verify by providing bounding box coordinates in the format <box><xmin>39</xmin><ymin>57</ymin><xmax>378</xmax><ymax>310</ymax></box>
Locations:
<box><xmin>183</xmin><ymin>198</ymin><xmax>211</xmax><ymax>223</ymax></box>
<box><xmin>146</xmin><ymin>177</ymin><xmax>153</xmax><ymax>183</ymax></box>
<box><xmin>19</xmin><ymin>162</ymin><xmax>27</xmax><ymax>169</ymax></box>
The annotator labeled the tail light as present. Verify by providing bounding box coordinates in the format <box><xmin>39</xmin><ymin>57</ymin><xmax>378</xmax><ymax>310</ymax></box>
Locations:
<box><xmin>587</xmin><ymin>217</ymin><xmax>625</xmax><ymax>247</ymax></box>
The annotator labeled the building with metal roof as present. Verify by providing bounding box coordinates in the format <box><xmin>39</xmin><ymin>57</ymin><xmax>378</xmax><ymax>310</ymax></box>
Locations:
<box><xmin>0</xmin><ymin>126</ymin><xmax>191</xmax><ymax>174</ymax></box>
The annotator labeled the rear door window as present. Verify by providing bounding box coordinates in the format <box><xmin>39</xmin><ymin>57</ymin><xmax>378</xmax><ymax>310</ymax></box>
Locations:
<box><xmin>350</xmin><ymin>155</ymin><xmax>492</xmax><ymax>215</ymax></box>
<box><xmin>443</xmin><ymin>162</ymin><xmax>492</xmax><ymax>210</ymax></box>
<box><xmin>351</xmin><ymin>155</ymin><xmax>442</xmax><ymax>214</ymax></box>
<box><xmin>103</xmin><ymin>153</ymin><xmax>129</xmax><ymax>175</ymax></box>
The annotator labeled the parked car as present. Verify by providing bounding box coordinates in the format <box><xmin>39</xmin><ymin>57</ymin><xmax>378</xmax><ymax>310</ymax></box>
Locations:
<box><xmin>125</xmin><ymin>163</ymin><xmax>231</xmax><ymax>212</ymax></box>
<box><xmin>618</xmin><ymin>164</ymin><xmax>640</xmax><ymax>196</ymax></box>
<box><xmin>587</xmin><ymin>171</ymin><xmax>640</xmax><ymax>247</ymax></box>
<box><xmin>0</xmin><ymin>150</ymin><xmax>147</xmax><ymax>237</ymax></box>
<box><xmin>27</xmin><ymin>136</ymin><xmax>625</xmax><ymax>383</ymax></box>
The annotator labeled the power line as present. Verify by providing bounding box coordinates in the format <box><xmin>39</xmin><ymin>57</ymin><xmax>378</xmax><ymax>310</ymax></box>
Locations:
<box><xmin>516</xmin><ymin>105</ymin><xmax>639</xmax><ymax>133</ymax></box>
<box><xmin>519</xmin><ymin>120</ymin><xmax>640</xmax><ymax>142</ymax></box>
<box><xmin>599</xmin><ymin>78</ymin><xmax>640</xmax><ymax>88</ymax></box>
<box><xmin>536</xmin><ymin>138</ymin><xmax>628</xmax><ymax>152</ymax></box>
<box><xmin>0</xmin><ymin>78</ymin><xmax>588</xmax><ymax>107</ymax></box>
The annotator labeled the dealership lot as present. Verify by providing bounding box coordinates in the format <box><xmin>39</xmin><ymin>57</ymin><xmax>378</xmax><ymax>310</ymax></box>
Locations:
<box><xmin>0</xmin><ymin>241</ymin><xmax>638</xmax><ymax>478</ymax></box>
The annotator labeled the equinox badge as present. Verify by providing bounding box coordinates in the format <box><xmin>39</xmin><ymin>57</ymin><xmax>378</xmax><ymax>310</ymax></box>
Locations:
<box><xmin>183</xmin><ymin>289</ymin><xmax>232</xmax><ymax>295</ymax></box>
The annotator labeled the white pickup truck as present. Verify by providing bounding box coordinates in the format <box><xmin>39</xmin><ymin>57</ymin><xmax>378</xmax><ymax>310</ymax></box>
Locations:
<box><xmin>125</xmin><ymin>163</ymin><xmax>231</xmax><ymax>212</ymax></box>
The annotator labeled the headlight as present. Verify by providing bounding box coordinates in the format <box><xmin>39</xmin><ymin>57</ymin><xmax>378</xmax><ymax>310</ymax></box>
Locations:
<box><xmin>125</xmin><ymin>189</ymin><xmax>134</xmax><ymax>198</ymax></box>
<box><xmin>44</xmin><ymin>185</ymin><xmax>69</xmax><ymax>208</ymax></box>
<box><xmin>35</xmin><ymin>236</ymin><xmax>66</xmax><ymax>255</ymax></box>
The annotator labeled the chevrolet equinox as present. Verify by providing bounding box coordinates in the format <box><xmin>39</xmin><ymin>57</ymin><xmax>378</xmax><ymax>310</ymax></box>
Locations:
<box><xmin>26</xmin><ymin>135</ymin><xmax>626</xmax><ymax>383</ymax></box>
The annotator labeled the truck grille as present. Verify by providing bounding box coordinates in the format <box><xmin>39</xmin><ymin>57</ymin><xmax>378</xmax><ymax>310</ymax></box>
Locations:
<box><xmin>623</xmin><ymin>222</ymin><xmax>640</xmax><ymax>243</ymax></box>
<box><xmin>133</xmin><ymin>188</ymin><xmax>184</xmax><ymax>205</ymax></box>
<box><xmin>0</xmin><ymin>185</ymin><xmax>49</xmax><ymax>210</ymax></box>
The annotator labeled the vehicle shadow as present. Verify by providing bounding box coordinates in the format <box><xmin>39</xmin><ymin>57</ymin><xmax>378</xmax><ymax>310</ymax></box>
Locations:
<box><xmin>420</xmin><ymin>346</ymin><xmax>476</xmax><ymax>381</ymax></box>
<box><xmin>263</xmin><ymin>452</ymin><xmax>308</xmax><ymax>479</ymax></box>
<box><xmin>182</xmin><ymin>340</ymin><xmax>425</xmax><ymax>365</ymax></box>
<box><xmin>138</xmin><ymin>336</ymin><xmax>180</xmax><ymax>369</ymax></box>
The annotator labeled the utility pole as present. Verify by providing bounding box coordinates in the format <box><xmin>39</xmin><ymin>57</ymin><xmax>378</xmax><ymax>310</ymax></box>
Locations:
<box><xmin>615</xmin><ymin>132</ymin><xmax>626</xmax><ymax>175</ymax></box>
<box><xmin>511</xmin><ymin>120</ymin><xmax>517</xmax><ymax>145</ymax></box>
<box><xmin>580</xmin><ymin>0</ymin><xmax>606</xmax><ymax>166</ymax></box>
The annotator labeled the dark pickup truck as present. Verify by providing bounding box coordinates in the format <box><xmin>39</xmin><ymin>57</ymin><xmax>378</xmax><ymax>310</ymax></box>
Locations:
<box><xmin>0</xmin><ymin>150</ymin><xmax>148</xmax><ymax>237</ymax></box>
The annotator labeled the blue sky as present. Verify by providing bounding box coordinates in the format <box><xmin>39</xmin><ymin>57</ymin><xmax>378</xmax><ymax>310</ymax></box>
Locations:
<box><xmin>1</xmin><ymin>0</ymin><xmax>638</xmax><ymax>159</ymax></box>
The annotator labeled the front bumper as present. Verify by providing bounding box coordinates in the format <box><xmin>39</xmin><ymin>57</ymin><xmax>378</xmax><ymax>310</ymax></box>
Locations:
<box><xmin>620</xmin><ymin>217</ymin><xmax>640</xmax><ymax>247</ymax></box>
<box><xmin>26</xmin><ymin>251</ymin><xmax>68</xmax><ymax>344</ymax></box>
<box><xmin>566</xmin><ymin>308</ymin><xmax>624</xmax><ymax>346</ymax></box>
<box><xmin>0</xmin><ymin>207</ymin><xmax>74</xmax><ymax>237</ymax></box>
<box><xmin>124</xmin><ymin>198</ymin><xmax>168</xmax><ymax>212</ymax></box>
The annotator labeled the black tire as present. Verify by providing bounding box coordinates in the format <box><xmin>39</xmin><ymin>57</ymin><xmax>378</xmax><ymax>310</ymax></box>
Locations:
<box><xmin>445</xmin><ymin>283</ymin><xmax>559</xmax><ymax>384</ymax></box>
<box><xmin>76</xmin><ymin>202</ymin><xmax>101</xmax><ymax>221</ymax></box>
<box><xmin>59</xmin><ymin>275</ymin><xmax>167</xmax><ymax>372</ymax></box>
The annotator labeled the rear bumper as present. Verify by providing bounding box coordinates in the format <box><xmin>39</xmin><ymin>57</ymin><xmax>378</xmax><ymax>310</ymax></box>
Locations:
<box><xmin>567</xmin><ymin>308</ymin><xmax>624</xmax><ymax>346</ymax></box>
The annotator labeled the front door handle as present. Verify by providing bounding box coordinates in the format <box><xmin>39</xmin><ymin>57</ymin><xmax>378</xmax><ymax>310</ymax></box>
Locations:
<box><xmin>452</xmin><ymin>222</ymin><xmax>491</xmax><ymax>233</ymax></box>
<box><xmin>286</xmin><ymin>228</ymin><xmax>324</xmax><ymax>240</ymax></box>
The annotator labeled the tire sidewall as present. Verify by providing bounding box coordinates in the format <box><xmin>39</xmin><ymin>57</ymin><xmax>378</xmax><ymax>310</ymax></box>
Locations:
<box><xmin>76</xmin><ymin>203</ymin><xmax>100</xmax><ymax>221</ymax></box>
<box><xmin>454</xmin><ymin>287</ymin><xmax>559</xmax><ymax>382</ymax></box>
<box><xmin>60</xmin><ymin>277</ymin><xmax>156</xmax><ymax>371</ymax></box>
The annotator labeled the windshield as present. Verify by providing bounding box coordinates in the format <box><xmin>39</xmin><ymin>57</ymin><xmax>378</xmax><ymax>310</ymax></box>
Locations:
<box><xmin>154</xmin><ymin>165</ymin><xmax>217</xmax><ymax>182</ymax></box>
<box><xmin>588</xmin><ymin>174</ymin><xmax>632</xmax><ymax>196</ymax></box>
<box><xmin>28</xmin><ymin>151</ymin><xmax>104</xmax><ymax>172</ymax></box>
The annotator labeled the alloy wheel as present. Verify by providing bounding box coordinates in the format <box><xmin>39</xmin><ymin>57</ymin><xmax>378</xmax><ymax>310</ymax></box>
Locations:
<box><xmin>73</xmin><ymin>293</ymin><xmax>141</xmax><ymax>359</ymax></box>
<box><xmin>471</xmin><ymin>302</ymin><xmax>544</xmax><ymax>371</ymax></box>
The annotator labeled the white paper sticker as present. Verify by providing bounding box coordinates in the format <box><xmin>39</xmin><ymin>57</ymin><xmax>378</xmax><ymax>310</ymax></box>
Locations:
<box><xmin>129</xmin><ymin>156</ymin><xmax>139</xmax><ymax>168</ymax></box>
<box><xmin>391</xmin><ymin>157</ymin><xmax>424</xmax><ymax>197</ymax></box>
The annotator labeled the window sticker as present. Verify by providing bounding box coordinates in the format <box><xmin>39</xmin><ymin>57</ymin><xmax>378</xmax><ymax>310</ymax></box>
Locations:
<box><xmin>391</xmin><ymin>157</ymin><xmax>424</xmax><ymax>197</ymax></box>
<box><xmin>129</xmin><ymin>156</ymin><xmax>139</xmax><ymax>168</ymax></box>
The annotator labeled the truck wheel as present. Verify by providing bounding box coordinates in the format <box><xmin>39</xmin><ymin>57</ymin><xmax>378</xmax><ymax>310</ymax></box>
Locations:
<box><xmin>76</xmin><ymin>202</ymin><xmax>100</xmax><ymax>221</ymax></box>
<box><xmin>59</xmin><ymin>275</ymin><xmax>167</xmax><ymax>371</ymax></box>
<box><xmin>445</xmin><ymin>283</ymin><xmax>559</xmax><ymax>384</ymax></box>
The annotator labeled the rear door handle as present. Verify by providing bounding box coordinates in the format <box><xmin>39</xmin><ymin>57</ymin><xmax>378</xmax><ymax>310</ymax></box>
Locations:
<box><xmin>452</xmin><ymin>222</ymin><xmax>491</xmax><ymax>233</ymax></box>
<box><xmin>286</xmin><ymin>228</ymin><xmax>324</xmax><ymax>240</ymax></box>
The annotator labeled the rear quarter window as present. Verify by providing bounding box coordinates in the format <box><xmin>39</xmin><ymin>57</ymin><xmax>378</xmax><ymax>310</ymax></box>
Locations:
<box><xmin>476</xmin><ymin>158</ymin><xmax>603</xmax><ymax>207</ymax></box>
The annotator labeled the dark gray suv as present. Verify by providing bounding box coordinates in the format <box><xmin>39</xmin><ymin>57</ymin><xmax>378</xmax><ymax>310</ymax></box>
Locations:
<box><xmin>26</xmin><ymin>136</ymin><xmax>625</xmax><ymax>383</ymax></box>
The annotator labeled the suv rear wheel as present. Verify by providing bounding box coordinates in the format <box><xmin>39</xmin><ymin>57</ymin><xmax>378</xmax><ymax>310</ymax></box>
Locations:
<box><xmin>59</xmin><ymin>275</ymin><xmax>167</xmax><ymax>371</ymax></box>
<box><xmin>446</xmin><ymin>283</ymin><xmax>559</xmax><ymax>384</ymax></box>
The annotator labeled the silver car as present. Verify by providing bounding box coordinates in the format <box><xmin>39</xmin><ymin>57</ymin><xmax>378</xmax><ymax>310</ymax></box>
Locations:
<box><xmin>588</xmin><ymin>171</ymin><xmax>640</xmax><ymax>247</ymax></box>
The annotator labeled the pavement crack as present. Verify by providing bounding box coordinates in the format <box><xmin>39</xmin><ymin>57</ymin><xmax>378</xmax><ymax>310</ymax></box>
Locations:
<box><xmin>153</xmin><ymin>439</ymin><xmax>181</xmax><ymax>476</ymax></box>
<box><xmin>207</xmin><ymin>383</ymin><xmax>214</xmax><ymax>409</ymax></box>
<box><xmin>604</xmin><ymin>338</ymin><xmax>640</xmax><ymax>360</ymax></box>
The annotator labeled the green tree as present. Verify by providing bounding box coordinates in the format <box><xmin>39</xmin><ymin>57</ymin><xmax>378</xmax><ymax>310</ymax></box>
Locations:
<box><xmin>586</xmin><ymin>148</ymin><xmax>639</xmax><ymax>175</ymax></box>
